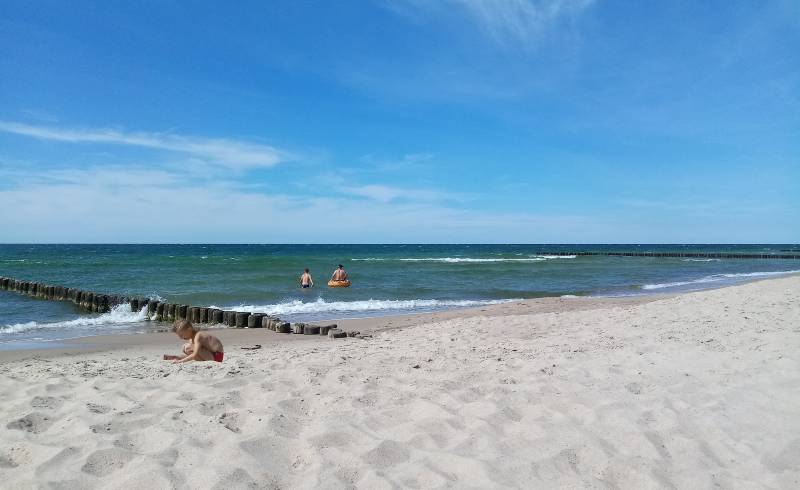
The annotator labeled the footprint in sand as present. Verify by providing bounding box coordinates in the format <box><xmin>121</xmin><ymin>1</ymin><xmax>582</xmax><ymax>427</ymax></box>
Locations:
<box><xmin>44</xmin><ymin>381</ymin><xmax>74</xmax><ymax>394</ymax></box>
<box><xmin>81</xmin><ymin>447</ymin><xmax>136</xmax><ymax>476</ymax></box>
<box><xmin>363</xmin><ymin>440</ymin><xmax>410</xmax><ymax>468</ymax></box>
<box><xmin>498</xmin><ymin>405</ymin><xmax>523</xmax><ymax>422</ymax></box>
<box><xmin>211</xmin><ymin>467</ymin><xmax>280</xmax><ymax>490</ymax></box>
<box><xmin>86</xmin><ymin>403</ymin><xmax>111</xmax><ymax>414</ymax></box>
<box><xmin>0</xmin><ymin>453</ymin><xmax>17</xmax><ymax>468</ymax></box>
<box><xmin>30</xmin><ymin>396</ymin><xmax>64</xmax><ymax>410</ymax></box>
<box><xmin>218</xmin><ymin>411</ymin><xmax>242</xmax><ymax>433</ymax></box>
<box><xmin>156</xmin><ymin>448</ymin><xmax>180</xmax><ymax>468</ymax></box>
<box><xmin>268</xmin><ymin>414</ymin><xmax>300</xmax><ymax>438</ymax></box>
<box><xmin>239</xmin><ymin>437</ymin><xmax>293</xmax><ymax>472</ymax></box>
<box><xmin>0</xmin><ymin>445</ymin><xmax>32</xmax><ymax>468</ymax></box>
<box><xmin>7</xmin><ymin>413</ymin><xmax>54</xmax><ymax>434</ymax></box>
<box><xmin>35</xmin><ymin>447</ymin><xmax>82</xmax><ymax>477</ymax></box>
<box><xmin>309</xmin><ymin>431</ymin><xmax>353</xmax><ymax>449</ymax></box>
<box><xmin>197</xmin><ymin>392</ymin><xmax>243</xmax><ymax>416</ymax></box>
<box><xmin>625</xmin><ymin>382</ymin><xmax>643</xmax><ymax>395</ymax></box>
<box><xmin>277</xmin><ymin>398</ymin><xmax>309</xmax><ymax>416</ymax></box>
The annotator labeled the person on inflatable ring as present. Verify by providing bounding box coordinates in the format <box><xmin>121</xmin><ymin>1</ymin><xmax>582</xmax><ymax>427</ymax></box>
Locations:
<box><xmin>331</xmin><ymin>264</ymin><xmax>349</xmax><ymax>282</ymax></box>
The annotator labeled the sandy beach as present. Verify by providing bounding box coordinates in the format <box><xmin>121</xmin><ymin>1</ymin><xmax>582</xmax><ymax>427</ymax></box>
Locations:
<box><xmin>1</xmin><ymin>276</ymin><xmax>798</xmax><ymax>489</ymax></box>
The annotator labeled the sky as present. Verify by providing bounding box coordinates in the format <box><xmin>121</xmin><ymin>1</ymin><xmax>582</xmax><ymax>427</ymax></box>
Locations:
<box><xmin>0</xmin><ymin>0</ymin><xmax>798</xmax><ymax>243</ymax></box>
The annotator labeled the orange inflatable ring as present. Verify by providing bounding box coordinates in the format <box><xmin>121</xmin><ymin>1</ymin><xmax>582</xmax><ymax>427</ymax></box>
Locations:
<box><xmin>327</xmin><ymin>280</ymin><xmax>351</xmax><ymax>288</ymax></box>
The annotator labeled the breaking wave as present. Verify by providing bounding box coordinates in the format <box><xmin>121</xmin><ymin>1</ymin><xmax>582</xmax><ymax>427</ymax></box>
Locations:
<box><xmin>0</xmin><ymin>304</ymin><xmax>148</xmax><ymax>334</ymax></box>
<box><xmin>351</xmin><ymin>255</ymin><xmax>575</xmax><ymax>263</ymax></box>
<box><xmin>641</xmin><ymin>269</ymin><xmax>800</xmax><ymax>290</ymax></box>
<box><xmin>228</xmin><ymin>298</ymin><xmax>521</xmax><ymax>316</ymax></box>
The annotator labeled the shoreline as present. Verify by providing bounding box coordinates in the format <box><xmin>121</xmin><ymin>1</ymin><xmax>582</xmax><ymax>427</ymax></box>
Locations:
<box><xmin>3</xmin><ymin>270</ymin><xmax>798</xmax><ymax>362</ymax></box>
<box><xmin>0</xmin><ymin>292</ymin><xmax>666</xmax><ymax>363</ymax></box>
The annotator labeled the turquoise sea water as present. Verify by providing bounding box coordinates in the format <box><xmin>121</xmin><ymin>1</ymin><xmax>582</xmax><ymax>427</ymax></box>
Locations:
<box><xmin>1</xmin><ymin>244</ymin><xmax>798</xmax><ymax>346</ymax></box>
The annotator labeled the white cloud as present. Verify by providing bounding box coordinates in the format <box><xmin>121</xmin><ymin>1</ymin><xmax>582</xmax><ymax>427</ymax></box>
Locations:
<box><xmin>0</xmin><ymin>121</ymin><xmax>289</xmax><ymax>170</ymax></box>
<box><xmin>3</xmin><ymin>164</ymin><xmax>793</xmax><ymax>242</ymax></box>
<box><xmin>0</xmin><ymin>166</ymin><xmax>593</xmax><ymax>243</ymax></box>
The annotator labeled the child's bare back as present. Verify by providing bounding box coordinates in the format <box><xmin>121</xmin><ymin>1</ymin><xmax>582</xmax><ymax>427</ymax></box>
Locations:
<box><xmin>164</xmin><ymin>320</ymin><xmax>224</xmax><ymax>363</ymax></box>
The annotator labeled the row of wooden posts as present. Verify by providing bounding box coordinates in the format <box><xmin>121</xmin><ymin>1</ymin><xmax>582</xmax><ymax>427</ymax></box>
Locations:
<box><xmin>0</xmin><ymin>276</ymin><xmax>348</xmax><ymax>338</ymax></box>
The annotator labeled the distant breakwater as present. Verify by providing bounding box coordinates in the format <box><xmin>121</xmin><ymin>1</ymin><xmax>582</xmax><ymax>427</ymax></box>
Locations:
<box><xmin>537</xmin><ymin>251</ymin><xmax>800</xmax><ymax>259</ymax></box>
<box><xmin>0</xmin><ymin>276</ymin><xmax>350</xmax><ymax>338</ymax></box>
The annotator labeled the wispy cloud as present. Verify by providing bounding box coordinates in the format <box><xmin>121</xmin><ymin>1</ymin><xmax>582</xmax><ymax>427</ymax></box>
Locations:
<box><xmin>0</xmin><ymin>163</ymin><xmax>598</xmax><ymax>243</ymax></box>
<box><xmin>349</xmin><ymin>184</ymin><xmax>455</xmax><ymax>203</ymax></box>
<box><xmin>0</xmin><ymin>121</ymin><xmax>290</xmax><ymax>170</ymax></box>
<box><xmin>456</xmin><ymin>0</ymin><xmax>595</xmax><ymax>48</ymax></box>
<box><xmin>357</xmin><ymin>152</ymin><xmax>435</xmax><ymax>172</ymax></box>
<box><xmin>388</xmin><ymin>0</ymin><xmax>595</xmax><ymax>49</ymax></box>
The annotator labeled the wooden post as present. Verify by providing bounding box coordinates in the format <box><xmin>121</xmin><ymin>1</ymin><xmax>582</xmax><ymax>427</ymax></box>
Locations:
<box><xmin>148</xmin><ymin>301</ymin><xmax>159</xmax><ymax>318</ymax></box>
<box><xmin>224</xmin><ymin>311</ymin><xmax>237</xmax><ymax>327</ymax></box>
<box><xmin>235</xmin><ymin>312</ymin><xmax>250</xmax><ymax>328</ymax></box>
<box><xmin>97</xmin><ymin>295</ymin><xmax>109</xmax><ymax>313</ymax></box>
<box><xmin>84</xmin><ymin>292</ymin><xmax>95</xmax><ymax>311</ymax></box>
<box><xmin>248</xmin><ymin>313</ymin><xmax>265</xmax><ymax>328</ymax></box>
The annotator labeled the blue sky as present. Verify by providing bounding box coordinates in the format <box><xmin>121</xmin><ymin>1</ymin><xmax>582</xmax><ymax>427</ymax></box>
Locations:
<box><xmin>1</xmin><ymin>0</ymin><xmax>798</xmax><ymax>243</ymax></box>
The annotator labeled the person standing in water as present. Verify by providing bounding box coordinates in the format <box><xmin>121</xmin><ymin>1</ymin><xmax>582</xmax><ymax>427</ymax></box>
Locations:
<box><xmin>331</xmin><ymin>264</ymin><xmax>348</xmax><ymax>282</ymax></box>
<box><xmin>300</xmin><ymin>268</ymin><xmax>314</xmax><ymax>288</ymax></box>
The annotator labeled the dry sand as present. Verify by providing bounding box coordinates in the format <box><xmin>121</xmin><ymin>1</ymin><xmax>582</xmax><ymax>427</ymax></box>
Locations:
<box><xmin>0</xmin><ymin>276</ymin><xmax>798</xmax><ymax>489</ymax></box>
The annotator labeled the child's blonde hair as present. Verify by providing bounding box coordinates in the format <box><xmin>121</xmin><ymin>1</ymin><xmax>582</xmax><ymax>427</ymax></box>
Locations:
<box><xmin>172</xmin><ymin>319</ymin><xmax>196</xmax><ymax>334</ymax></box>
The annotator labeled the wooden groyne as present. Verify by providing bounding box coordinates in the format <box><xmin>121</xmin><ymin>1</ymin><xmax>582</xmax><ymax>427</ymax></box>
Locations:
<box><xmin>0</xmin><ymin>276</ymin><xmax>352</xmax><ymax>338</ymax></box>
<box><xmin>536</xmin><ymin>252</ymin><xmax>800</xmax><ymax>259</ymax></box>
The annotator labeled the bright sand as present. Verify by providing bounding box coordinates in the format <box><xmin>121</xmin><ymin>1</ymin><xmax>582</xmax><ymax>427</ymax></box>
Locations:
<box><xmin>1</xmin><ymin>276</ymin><xmax>798</xmax><ymax>489</ymax></box>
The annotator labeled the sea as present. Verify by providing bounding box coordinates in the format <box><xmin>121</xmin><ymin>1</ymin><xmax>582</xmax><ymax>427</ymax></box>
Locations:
<box><xmin>1</xmin><ymin>244</ymin><xmax>798</xmax><ymax>348</ymax></box>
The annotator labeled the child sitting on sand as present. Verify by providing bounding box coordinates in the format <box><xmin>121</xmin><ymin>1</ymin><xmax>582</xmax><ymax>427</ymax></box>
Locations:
<box><xmin>163</xmin><ymin>319</ymin><xmax>224</xmax><ymax>363</ymax></box>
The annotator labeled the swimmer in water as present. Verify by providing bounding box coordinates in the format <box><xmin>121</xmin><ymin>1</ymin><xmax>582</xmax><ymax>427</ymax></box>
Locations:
<box><xmin>300</xmin><ymin>268</ymin><xmax>313</xmax><ymax>288</ymax></box>
<box><xmin>331</xmin><ymin>264</ymin><xmax>348</xmax><ymax>282</ymax></box>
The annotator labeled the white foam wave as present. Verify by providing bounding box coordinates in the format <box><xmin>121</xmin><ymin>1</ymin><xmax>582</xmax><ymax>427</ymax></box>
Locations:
<box><xmin>229</xmin><ymin>298</ymin><xmax>521</xmax><ymax>316</ymax></box>
<box><xmin>352</xmin><ymin>255</ymin><xmax>575</xmax><ymax>263</ymax></box>
<box><xmin>0</xmin><ymin>304</ymin><xmax>149</xmax><ymax>334</ymax></box>
<box><xmin>400</xmin><ymin>257</ymin><xmax>547</xmax><ymax>263</ymax></box>
<box><xmin>641</xmin><ymin>269</ymin><xmax>800</xmax><ymax>290</ymax></box>
<box><xmin>682</xmin><ymin>258</ymin><xmax>720</xmax><ymax>262</ymax></box>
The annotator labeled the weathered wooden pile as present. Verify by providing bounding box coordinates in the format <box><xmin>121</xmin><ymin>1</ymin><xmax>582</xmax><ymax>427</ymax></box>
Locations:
<box><xmin>0</xmin><ymin>275</ymin><xmax>350</xmax><ymax>339</ymax></box>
